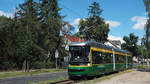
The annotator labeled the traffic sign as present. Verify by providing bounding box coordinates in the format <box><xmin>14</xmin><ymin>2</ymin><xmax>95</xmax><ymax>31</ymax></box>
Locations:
<box><xmin>55</xmin><ymin>49</ymin><xmax>59</xmax><ymax>58</ymax></box>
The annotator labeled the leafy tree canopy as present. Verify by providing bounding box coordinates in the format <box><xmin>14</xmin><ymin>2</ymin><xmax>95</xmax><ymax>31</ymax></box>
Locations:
<box><xmin>143</xmin><ymin>0</ymin><xmax>150</xmax><ymax>58</ymax></box>
<box><xmin>121</xmin><ymin>33</ymin><xmax>138</xmax><ymax>57</ymax></box>
<box><xmin>78</xmin><ymin>2</ymin><xmax>109</xmax><ymax>43</ymax></box>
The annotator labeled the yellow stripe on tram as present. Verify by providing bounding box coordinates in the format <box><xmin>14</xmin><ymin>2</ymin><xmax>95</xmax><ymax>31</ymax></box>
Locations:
<box><xmin>68</xmin><ymin>65</ymin><xmax>91</xmax><ymax>67</ymax></box>
<box><xmin>90</xmin><ymin>47</ymin><xmax>132</xmax><ymax>57</ymax></box>
<box><xmin>90</xmin><ymin>47</ymin><xmax>112</xmax><ymax>53</ymax></box>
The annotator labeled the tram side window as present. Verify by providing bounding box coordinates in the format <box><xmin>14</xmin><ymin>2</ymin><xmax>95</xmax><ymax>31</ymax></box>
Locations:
<box><xmin>92</xmin><ymin>51</ymin><xmax>104</xmax><ymax>64</ymax></box>
<box><xmin>118</xmin><ymin>55</ymin><xmax>121</xmax><ymax>63</ymax></box>
<box><xmin>104</xmin><ymin>53</ymin><xmax>112</xmax><ymax>63</ymax></box>
<box><xmin>128</xmin><ymin>56</ymin><xmax>132</xmax><ymax>63</ymax></box>
<box><xmin>115</xmin><ymin>55</ymin><xmax>119</xmax><ymax>63</ymax></box>
<box><xmin>123</xmin><ymin>56</ymin><xmax>126</xmax><ymax>63</ymax></box>
<box><xmin>119</xmin><ymin>55</ymin><xmax>125</xmax><ymax>63</ymax></box>
<box><xmin>131</xmin><ymin>57</ymin><xmax>132</xmax><ymax>63</ymax></box>
<box><xmin>120</xmin><ymin>55</ymin><xmax>124</xmax><ymax>63</ymax></box>
<box><xmin>101</xmin><ymin>52</ymin><xmax>106</xmax><ymax>63</ymax></box>
<box><xmin>110</xmin><ymin>54</ymin><xmax>113</xmax><ymax>63</ymax></box>
<box><xmin>116</xmin><ymin>55</ymin><xmax>124</xmax><ymax>63</ymax></box>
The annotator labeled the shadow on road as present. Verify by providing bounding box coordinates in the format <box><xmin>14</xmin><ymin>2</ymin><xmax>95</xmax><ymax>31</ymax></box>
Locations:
<box><xmin>136</xmin><ymin>68</ymin><xmax>150</xmax><ymax>72</ymax></box>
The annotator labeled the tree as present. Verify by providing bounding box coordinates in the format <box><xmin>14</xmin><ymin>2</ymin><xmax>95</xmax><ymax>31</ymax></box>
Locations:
<box><xmin>143</xmin><ymin>0</ymin><xmax>150</xmax><ymax>18</ymax></box>
<box><xmin>15</xmin><ymin>0</ymin><xmax>44</xmax><ymax>71</ymax></box>
<box><xmin>0</xmin><ymin>0</ymin><xmax>73</xmax><ymax>70</ymax></box>
<box><xmin>62</xmin><ymin>21</ymin><xmax>75</xmax><ymax>35</ymax></box>
<box><xmin>143</xmin><ymin>0</ymin><xmax>150</xmax><ymax>58</ymax></box>
<box><xmin>0</xmin><ymin>16</ymin><xmax>17</xmax><ymax>70</ymax></box>
<box><xmin>78</xmin><ymin>2</ymin><xmax>109</xmax><ymax>43</ymax></box>
<box><xmin>39</xmin><ymin>0</ymin><xmax>64</xmax><ymax>62</ymax></box>
<box><xmin>121</xmin><ymin>33</ymin><xmax>138</xmax><ymax>57</ymax></box>
<box><xmin>140</xmin><ymin>37</ymin><xmax>149</xmax><ymax>63</ymax></box>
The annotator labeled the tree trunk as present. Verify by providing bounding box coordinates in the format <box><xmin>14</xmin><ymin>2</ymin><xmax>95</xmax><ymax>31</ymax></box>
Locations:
<box><xmin>22</xmin><ymin>59</ymin><xmax>26</xmax><ymax>72</ymax></box>
<box><xmin>22</xmin><ymin>59</ymin><xmax>29</xmax><ymax>72</ymax></box>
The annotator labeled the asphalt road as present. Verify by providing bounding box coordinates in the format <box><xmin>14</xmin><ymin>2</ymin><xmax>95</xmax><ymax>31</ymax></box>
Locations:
<box><xmin>0</xmin><ymin>71</ymin><xmax>67</xmax><ymax>84</ymax></box>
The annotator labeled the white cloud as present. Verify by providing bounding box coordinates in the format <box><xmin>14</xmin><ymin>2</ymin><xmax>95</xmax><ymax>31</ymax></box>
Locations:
<box><xmin>106</xmin><ymin>20</ymin><xmax>120</xmax><ymax>28</ymax></box>
<box><xmin>71</xmin><ymin>19</ymin><xmax>121</xmax><ymax>29</ymax></box>
<box><xmin>0</xmin><ymin>10</ymin><xmax>13</xmax><ymax>18</ymax></box>
<box><xmin>71</xmin><ymin>18</ymin><xmax>81</xmax><ymax>26</ymax></box>
<box><xmin>108</xmin><ymin>35</ymin><xmax>125</xmax><ymax>43</ymax></box>
<box><xmin>70</xmin><ymin>18</ymin><xmax>82</xmax><ymax>33</ymax></box>
<box><xmin>131</xmin><ymin>16</ymin><xmax>147</xmax><ymax>30</ymax></box>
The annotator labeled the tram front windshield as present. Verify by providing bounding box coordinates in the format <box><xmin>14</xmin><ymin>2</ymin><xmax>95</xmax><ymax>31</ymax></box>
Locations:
<box><xmin>69</xmin><ymin>46</ymin><xmax>90</xmax><ymax>65</ymax></box>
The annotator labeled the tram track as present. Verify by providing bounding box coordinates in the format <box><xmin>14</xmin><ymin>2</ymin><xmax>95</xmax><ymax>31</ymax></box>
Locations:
<box><xmin>47</xmin><ymin>73</ymin><xmax>114</xmax><ymax>84</ymax></box>
<box><xmin>47</xmin><ymin>70</ymin><xmax>131</xmax><ymax>84</ymax></box>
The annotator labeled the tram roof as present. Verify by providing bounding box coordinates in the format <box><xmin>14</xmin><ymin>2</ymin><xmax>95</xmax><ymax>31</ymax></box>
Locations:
<box><xmin>69</xmin><ymin>41</ymin><xmax>132</xmax><ymax>54</ymax></box>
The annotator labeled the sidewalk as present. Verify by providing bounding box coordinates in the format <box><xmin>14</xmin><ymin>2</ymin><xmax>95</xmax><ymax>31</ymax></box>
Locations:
<box><xmin>95</xmin><ymin>70</ymin><xmax>150</xmax><ymax>84</ymax></box>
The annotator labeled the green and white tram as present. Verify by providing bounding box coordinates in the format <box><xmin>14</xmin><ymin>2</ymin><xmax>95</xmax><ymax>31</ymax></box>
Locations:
<box><xmin>68</xmin><ymin>41</ymin><xmax>132</xmax><ymax>78</ymax></box>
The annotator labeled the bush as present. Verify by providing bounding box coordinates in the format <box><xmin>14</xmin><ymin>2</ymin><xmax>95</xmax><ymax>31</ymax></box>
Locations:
<box><xmin>31</xmin><ymin>60</ymin><xmax>55</xmax><ymax>69</ymax></box>
<box><xmin>1</xmin><ymin>61</ymin><xmax>17</xmax><ymax>70</ymax></box>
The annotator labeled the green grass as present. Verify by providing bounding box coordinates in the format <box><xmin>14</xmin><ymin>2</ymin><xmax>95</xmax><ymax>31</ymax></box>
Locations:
<box><xmin>136</xmin><ymin>65</ymin><xmax>150</xmax><ymax>69</ymax></box>
<box><xmin>30</xmin><ymin>76</ymin><xmax>68</xmax><ymax>84</ymax></box>
<box><xmin>0</xmin><ymin>69</ymin><xmax>66</xmax><ymax>79</ymax></box>
<box><xmin>80</xmin><ymin>70</ymin><xmax>133</xmax><ymax>84</ymax></box>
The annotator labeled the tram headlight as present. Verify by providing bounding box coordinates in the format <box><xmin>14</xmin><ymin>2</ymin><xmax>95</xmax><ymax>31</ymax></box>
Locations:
<box><xmin>87</xmin><ymin>63</ymin><xmax>91</xmax><ymax>66</ymax></box>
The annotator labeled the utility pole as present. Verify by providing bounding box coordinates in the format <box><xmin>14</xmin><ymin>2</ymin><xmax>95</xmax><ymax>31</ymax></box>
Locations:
<box><xmin>126</xmin><ymin>54</ymin><xmax>128</xmax><ymax>69</ymax></box>
<box><xmin>55</xmin><ymin>49</ymin><xmax>59</xmax><ymax>69</ymax></box>
<box><xmin>112</xmin><ymin>48</ymin><xmax>115</xmax><ymax>71</ymax></box>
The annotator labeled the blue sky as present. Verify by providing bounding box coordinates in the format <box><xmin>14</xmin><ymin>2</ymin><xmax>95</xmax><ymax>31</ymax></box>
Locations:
<box><xmin>0</xmin><ymin>0</ymin><xmax>147</xmax><ymax>43</ymax></box>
